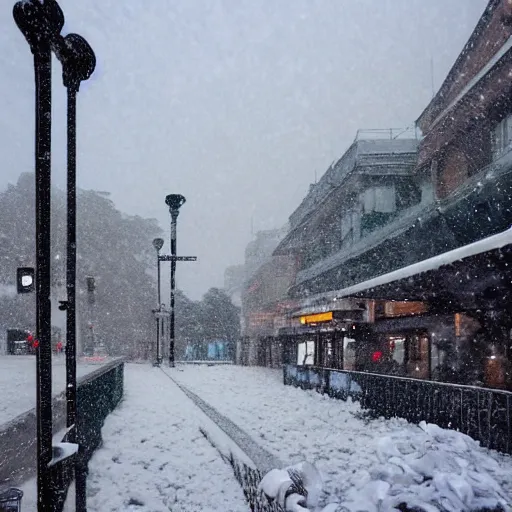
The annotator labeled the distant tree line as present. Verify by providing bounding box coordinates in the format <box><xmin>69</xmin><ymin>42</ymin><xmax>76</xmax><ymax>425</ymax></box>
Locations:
<box><xmin>0</xmin><ymin>173</ymin><xmax>240</xmax><ymax>360</ymax></box>
<box><xmin>173</xmin><ymin>287</ymin><xmax>240</xmax><ymax>361</ymax></box>
<box><xmin>0</xmin><ymin>172</ymin><xmax>161</xmax><ymax>357</ymax></box>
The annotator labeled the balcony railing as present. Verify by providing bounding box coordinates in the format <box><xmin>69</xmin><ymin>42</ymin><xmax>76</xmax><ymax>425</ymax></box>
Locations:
<box><xmin>354</xmin><ymin>127</ymin><xmax>419</xmax><ymax>141</ymax></box>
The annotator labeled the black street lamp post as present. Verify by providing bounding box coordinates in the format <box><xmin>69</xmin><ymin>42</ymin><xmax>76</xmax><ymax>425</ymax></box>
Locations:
<box><xmin>161</xmin><ymin>194</ymin><xmax>196</xmax><ymax>367</ymax></box>
<box><xmin>13</xmin><ymin>2</ymin><xmax>64</xmax><ymax>507</ymax></box>
<box><xmin>13</xmin><ymin>1</ymin><xmax>96</xmax><ymax>510</ymax></box>
<box><xmin>58</xmin><ymin>33</ymin><xmax>96</xmax><ymax>444</ymax></box>
<box><xmin>166</xmin><ymin>194</ymin><xmax>185</xmax><ymax>367</ymax></box>
<box><xmin>152</xmin><ymin>237</ymin><xmax>164</xmax><ymax>366</ymax></box>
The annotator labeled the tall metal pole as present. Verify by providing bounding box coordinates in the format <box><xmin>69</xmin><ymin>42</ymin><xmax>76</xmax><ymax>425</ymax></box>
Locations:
<box><xmin>169</xmin><ymin>210</ymin><xmax>178</xmax><ymax>367</ymax></box>
<box><xmin>59</xmin><ymin>33</ymin><xmax>95</xmax><ymax>440</ymax></box>
<box><xmin>157</xmin><ymin>251</ymin><xmax>161</xmax><ymax>363</ymax></box>
<box><xmin>13</xmin><ymin>4</ymin><xmax>95</xmax><ymax>510</ymax></box>
<box><xmin>65</xmin><ymin>85</ymin><xmax>77</xmax><ymax>435</ymax></box>
<box><xmin>34</xmin><ymin>43</ymin><xmax>54</xmax><ymax>512</ymax></box>
<box><xmin>165</xmin><ymin>194</ymin><xmax>186</xmax><ymax>367</ymax></box>
<box><xmin>152</xmin><ymin>237</ymin><xmax>164</xmax><ymax>366</ymax></box>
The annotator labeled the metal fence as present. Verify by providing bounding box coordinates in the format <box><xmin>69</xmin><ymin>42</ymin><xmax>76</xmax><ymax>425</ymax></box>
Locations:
<box><xmin>228</xmin><ymin>455</ymin><xmax>284</xmax><ymax>512</ymax></box>
<box><xmin>73</xmin><ymin>359</ymin><xmax>124</xmax><ymax>510</ymax></box>
<box><xmin>284</xmin><ymin>364</ymin><xmax>512</xmax><ymax>456</ymax></box>
<box><xmin>0</xmin><ymin>360</ymin><xmax>124</xmax><ymax>510</ymax></box>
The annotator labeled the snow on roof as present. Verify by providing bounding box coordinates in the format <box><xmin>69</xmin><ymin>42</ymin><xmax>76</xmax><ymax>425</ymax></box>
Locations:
<box><xmin>335</xmin><ymin>226</ymin><xmax>512</xmax><ymax>299</ymax></box>
<box><xmin>300</xmin><ymin>227</ymin><xmax>512</xmax><ymax>307</ymax></box>
<box><xmin>356</xmin><ymin>138</ymin><xmax>418</xmax><ymax>155</ymax></box>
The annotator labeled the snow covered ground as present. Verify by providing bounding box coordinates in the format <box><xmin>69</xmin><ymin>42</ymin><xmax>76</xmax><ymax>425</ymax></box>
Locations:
<box><xmin>85</xmin><ymin>364</ymin><xmax>247</xmax><ymax>512</ymax></box>
<box><xmin>18</xmin><ymin>362</ymin><xmax>510</xmax><ymax>511</ymax></box>
<box><xmin>0</xmin><ymin>355</ymin><xmax>111</xmax><ymax>425</ymax></box>
<box><xmin>171</xmin><ymin>365</ymin><xmax>512</xmax><ymax>511</ymax></box>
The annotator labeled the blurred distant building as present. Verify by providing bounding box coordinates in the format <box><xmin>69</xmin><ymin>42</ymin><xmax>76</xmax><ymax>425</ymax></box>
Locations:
<box><xmin>236</xmin><ymin>225</ymin><xmax>299</xmax><ymax>366</ymax></box>
<box><xmin>224</xmin><ymin>265</ymin><xmax>245</xmax><ymax>308</ymax></box>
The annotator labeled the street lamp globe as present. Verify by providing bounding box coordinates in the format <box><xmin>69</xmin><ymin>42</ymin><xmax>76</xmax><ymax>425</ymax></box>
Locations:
<box><xmin>152</xmin><ymin>238</ymin><xmax>164</xmax><ymax>252</ymax></box>
<box><xmin>165</xmin><ymin>194</ymin><xmax>186</xmax><ymax>213</ymax></box>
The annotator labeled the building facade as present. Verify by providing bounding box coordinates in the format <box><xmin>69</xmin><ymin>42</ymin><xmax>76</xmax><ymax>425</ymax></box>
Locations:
<box><xmin>224</xmin><ymin>264</ymin><xmax>245</xmax><ymax>309</ymax></box>
<box><xmin>238</xmin><ymin>226</ymin><xmax>298</xmax><ymax>366</ymax></box>
<box><xmin>273</xmin><ymin>0</ymin><xmax>512</xmax><ymax>390</ymax></box>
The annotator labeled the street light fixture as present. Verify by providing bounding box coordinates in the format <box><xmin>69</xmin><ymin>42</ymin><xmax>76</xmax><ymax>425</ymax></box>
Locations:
<box><xmin>165</xmin><ymin>194</ymin><xmax>185</xmax><ymax>367</ymax></box>
<box><xmin>152</xmin><ymin>237</ymin><xmax>164</xmax><ymax>366</ymax></box>
<box><xmin>58</xmin><ymin>32</ymin><xmax>95</xmax><ymax>451</ymax></box>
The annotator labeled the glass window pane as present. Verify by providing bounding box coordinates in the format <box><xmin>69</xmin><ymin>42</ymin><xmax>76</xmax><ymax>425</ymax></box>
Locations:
<box><xmin>343</xmin><ymin>337</ymin><xmax>356</xmax><ymax>370</ymax></box>
<box><xmin>374</xmin><ymin>185</ymin><xmax>396</xmax><ymax>213</ymax></box>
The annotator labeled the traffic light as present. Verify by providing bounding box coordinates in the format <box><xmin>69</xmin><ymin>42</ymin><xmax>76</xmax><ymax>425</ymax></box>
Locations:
<box><xmin>17</xmin><ymin>267</ymin><xmax>35</xmax><ymax>293</ymax></box>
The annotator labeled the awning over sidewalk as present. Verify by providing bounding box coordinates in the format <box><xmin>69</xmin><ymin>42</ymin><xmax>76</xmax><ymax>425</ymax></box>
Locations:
<box><xmin>300</xmin><ymin>227</ymin><xmax>512</xmax><ymax>307</ymax></box>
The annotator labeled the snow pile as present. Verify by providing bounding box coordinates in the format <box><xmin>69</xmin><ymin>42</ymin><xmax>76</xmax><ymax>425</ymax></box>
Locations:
<box><xmin>341</xmin><ymin>421</ymin><xmax>509</xmax><ymax>512</ymax></box>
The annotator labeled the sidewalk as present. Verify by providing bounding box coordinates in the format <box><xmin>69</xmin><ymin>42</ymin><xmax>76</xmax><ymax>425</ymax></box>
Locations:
<box><xmin>86</xmin><ymin>364</ymin><xmax>247</xmax><ymax>512</ymax></box>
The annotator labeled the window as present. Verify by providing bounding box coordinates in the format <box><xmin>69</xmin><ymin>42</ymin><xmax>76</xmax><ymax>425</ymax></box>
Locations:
<box><xmin>406</xmin><ymin>333</ymin><xmax>430</xmax><ymax>379</ymax></box>
<box><xmin>492</xmin><ymin>115</ymin><xmax>512</xmax><ymax>160</ymax></box>
<box><xmin>343</xmin><ymin>337</ymin><xmax>356</xmax><ymax>370</ymax></box>
<box><xmin>340</xmin><ymin>210</ymin><xmax>360</xmax><ymax>248</ymax></box>
<box><xmin>420</xmin><ymin>181</ymin><xmax>434</xmax><ymax>205</ymax></box>
<box><xmin>362</xmin><ymin>185</ymin><xmax>396</xmax><ymax>214</ymax></box>
<box><xmin>388</xmin><ymin>336</ymin><xmax>406</xmax><ymax>365</ymax></box>
<box><xmin>297</xmin><ymin>340</ymin><xmax>314</xmax><ymax>365</ymax></box>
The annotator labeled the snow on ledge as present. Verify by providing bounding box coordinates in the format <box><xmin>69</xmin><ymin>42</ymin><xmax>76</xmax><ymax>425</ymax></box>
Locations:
<box><xmin>301</xmin><ymin>227</ymin><xmax>512</xmax><ymax>307</ymax></box>
<box><xmin>334</xmin><ymin>227</ymin><xmax>512</xmax><ymax>299</ymax></box>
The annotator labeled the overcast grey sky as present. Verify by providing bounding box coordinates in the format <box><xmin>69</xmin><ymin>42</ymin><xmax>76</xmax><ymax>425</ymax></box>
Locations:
<box><xmin>1</xmin><ymin>0</ymin><xmax>487</xmax><ymax>299</ymax></box>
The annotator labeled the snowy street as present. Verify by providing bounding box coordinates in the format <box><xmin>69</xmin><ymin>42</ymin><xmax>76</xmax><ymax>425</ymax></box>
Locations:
<box><xmin>84</xmin><ymin>364</ymin><xmax>512</xmax><ymax>511</ymax></box>
<box><xmin>0</xmin><ymin>355</ymin><xmax>110</xmax><ymax>425</ymax></box>
<box><xmin>85</xmin><ymin>364</ymin><xmax>247</xmax><ymax>512</ymax></box>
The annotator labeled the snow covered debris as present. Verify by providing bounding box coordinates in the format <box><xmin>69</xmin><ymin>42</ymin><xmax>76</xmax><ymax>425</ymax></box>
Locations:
<box><xmin>86</xmin><ymin>364</ymin><xmax>246</xmax><ymax>512</ymax></box>
<box><xmin>173</xmin><ymin>365</ymin><xmax>512</xmax><ymax>511</ymax></box>
<box><xmin>341</xmin><ymin>420</ymin><xmax>509</xmax><ymax>511</ymax></box>
<box><xmin>259</xmin><ymin>462</ymin><xmax>322</xmax><ymax>511</ymax></box>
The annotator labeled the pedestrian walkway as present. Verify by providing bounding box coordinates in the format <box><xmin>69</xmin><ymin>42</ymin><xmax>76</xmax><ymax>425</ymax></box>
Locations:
<box><xmin>86</xmin><ymin>364</ymin><xmax>247</xmax><ymax>512</ymax></box>
<box><xmin>162</xmin><ymin>369</ymin><xmax>282</xmax><ymax>473</ymax></box>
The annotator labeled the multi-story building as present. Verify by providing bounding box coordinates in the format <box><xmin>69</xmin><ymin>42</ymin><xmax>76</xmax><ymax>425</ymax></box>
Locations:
<box><xmin>275</xmin><ymin>0</ymin><xmax>512</xmax><ymax>390</ymax></box>
<box><xmin>238</xmin><ymin>226</ymin><xmax>298</xmax><ymax>366</ymax></box>
<box><xmin>223</xmin><ymin>265</ymin><xmax>245</xmax><ymax>309</ymax></box>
